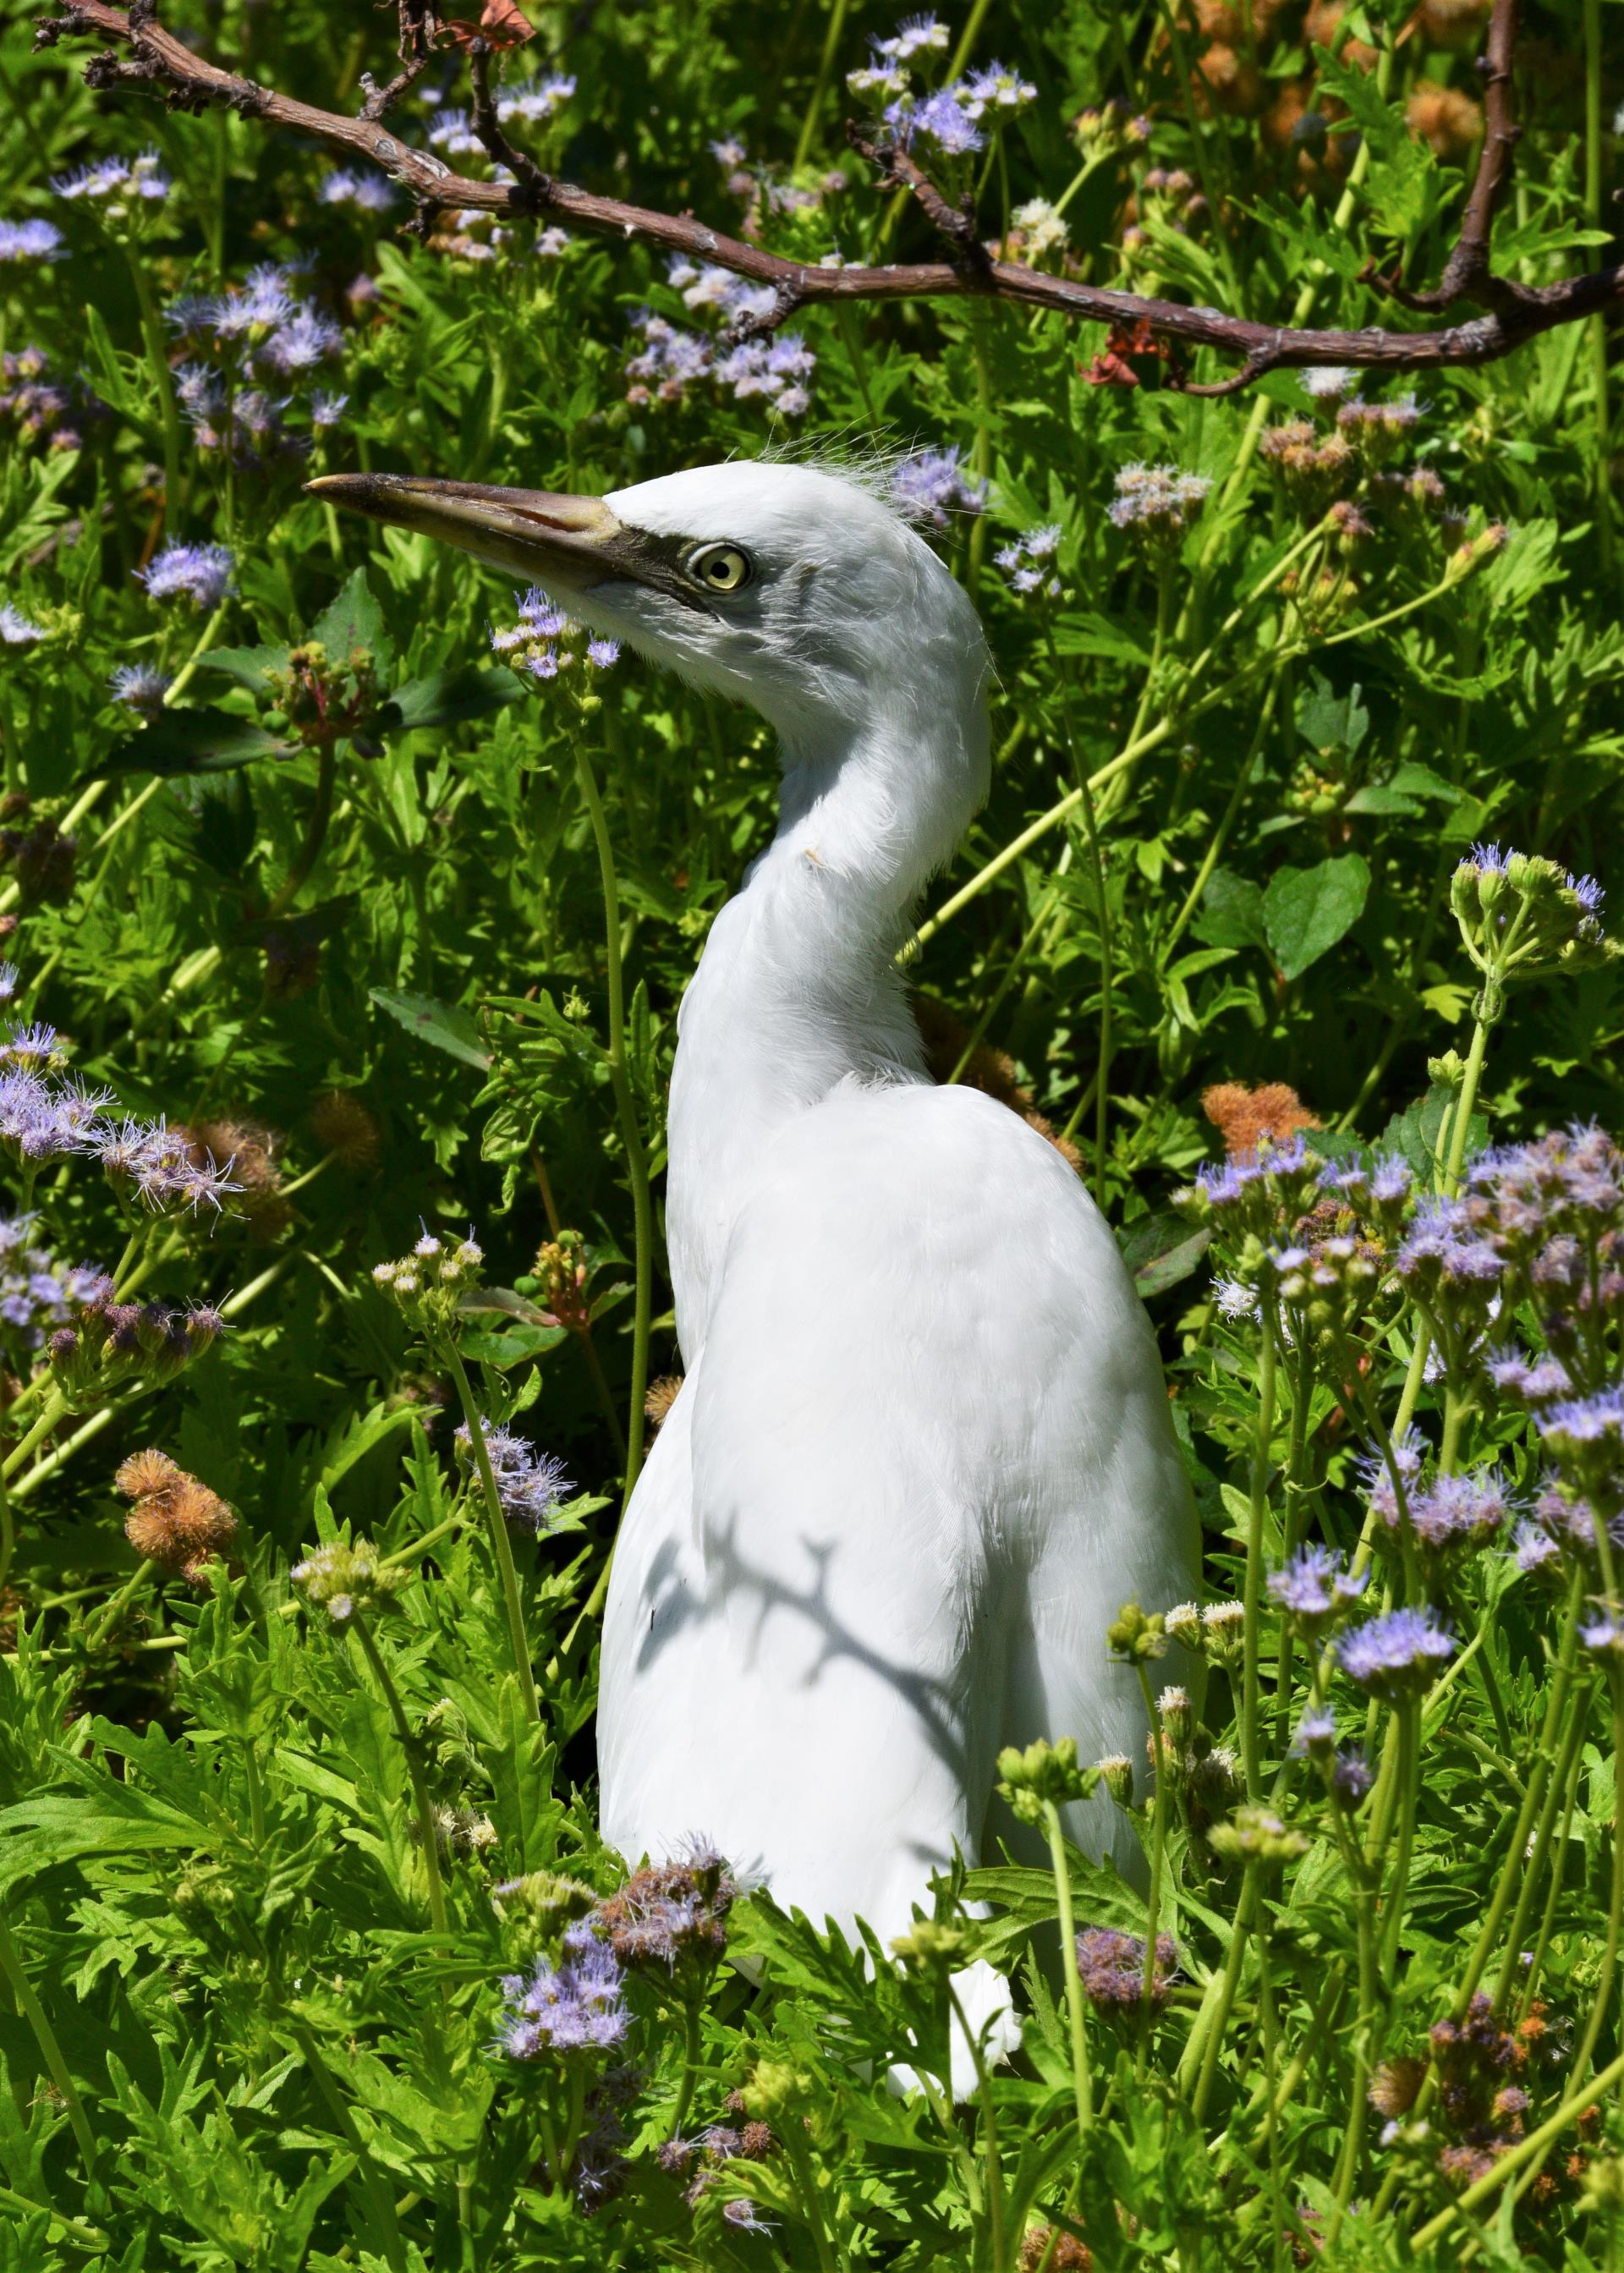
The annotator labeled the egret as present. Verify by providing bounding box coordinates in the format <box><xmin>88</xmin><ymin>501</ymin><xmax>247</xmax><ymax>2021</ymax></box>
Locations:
<box><xmin>313</xmin><ymin>458</ymin><xmax>1199</xmax><ymax>2077</ymax></box>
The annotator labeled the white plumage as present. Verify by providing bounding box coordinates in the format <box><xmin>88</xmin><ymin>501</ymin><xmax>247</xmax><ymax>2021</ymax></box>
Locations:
<box><xmin>314</xmin><ymin>455</ymin><xmax>1199</xmax><ymax>2075</ymax></box>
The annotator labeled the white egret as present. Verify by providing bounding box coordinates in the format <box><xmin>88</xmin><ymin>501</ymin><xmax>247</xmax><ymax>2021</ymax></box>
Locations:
<box><xmin>313</xmin><ymin>459</ymin><xmax>1199</xmax><ymax>2078</ymax></box>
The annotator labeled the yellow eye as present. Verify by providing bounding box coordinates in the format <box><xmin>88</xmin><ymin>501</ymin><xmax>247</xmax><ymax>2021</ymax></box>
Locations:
<box><xmin>690</xmin><ymin>543</ymin><xmax>752</xmax><ymax>593</ymax></box>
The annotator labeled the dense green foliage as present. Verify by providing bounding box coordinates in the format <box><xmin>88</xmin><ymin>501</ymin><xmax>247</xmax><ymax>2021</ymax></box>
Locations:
<box><xmin>1</xmin><ymin>0</ymin><xmax>1624</xmax><ymax>2265</ymax></box>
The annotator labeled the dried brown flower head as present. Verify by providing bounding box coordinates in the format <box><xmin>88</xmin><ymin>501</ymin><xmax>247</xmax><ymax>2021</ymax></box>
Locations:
<box><xmin>1418</xmin><ymin>0</ymin><xmax>1490</xmax><ymax>48</ymax></box>
<box><xmin>1407</xmin><ymin>80</ymin><xmax>1483</xmax><ymax>161</ymax></box>
<box><xmin>1304</xmin><ymin>1</ymin><xmax>1377</xmax><ymax>69</ymax></box>
<box><xmin>1202</xmin><ymin>1082</ymin><xmax>1322</xmax><ymax>1156</ymax></box>
<box><xmin>177</xmin><ymin>1118</ymin><xmax>288</xmax><ymax>1240</ymax></box>
<box><xmin>312</xmin><ymin>1090</ymin><xmax>381</xmax><ymax>1167</ymax></box>
<box><xmin>118</xmin><ymin>1452</ymin><xmax>237</xmax><ymax>1581</ymax></box>
<box><xmin>645</xmin><ymin>1375</ymin><xmax>683</xmax><ymax>1431</ymax></box>
<box><xmin>1019</xmin><ymin>2227</ymin><xmax>1091</xmax><ymax>2270</ymax></box>
<box><xmin>114</xmin><ymin>1447</ymin><xmax>182</xmax><ymax>1502</ymax></box>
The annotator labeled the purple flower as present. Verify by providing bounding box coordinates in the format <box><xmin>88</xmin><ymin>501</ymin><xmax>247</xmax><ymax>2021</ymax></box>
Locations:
<box><xmin>1468</xmin><ymin>842</ymin><xmax>1509</xmax><ymax>875</ymax></box>
<box><xmin>0</xmin><ymin>219</ymin><xmax>63</xmax><ymax>263</ymax></box>
<box><xmin>586</xmin><ymin>638</ymin><xmax>620</xmax><ymax>668</ymax></box>
<box><xmin>497</xmin><ymin>74</ymin><xmax>576</xmax><ymax>124</ymax></box>
<box><xmin>494</xmin><ymin>1929</ymin><xmax>628</xmax><ymax>2061</ymax></box>
<box><xmin>208</xmin><ymin>264</ymin><xmax>295</xmax><ymax>337</ymax></box>
<box><xmin>0</xmin><ymin>606</ymin><xmax>45</xmax><ymax>647</ymax></box>
<box><xmin>1512</xmin><ymin>1520</ymin><xmax>1561</xmax><ymax>1575</ymax></box>
<box><xmin>1484</xmin><ymin>1348</ymin><xmax>1572</xmax><ymax>1405</ymax></box>
<box><xmin>310</xmin><ymin>390</ymin><xmax>348</xmax><ymax>430</ymax></box>
<box><xmin>1355</xmin><ymin>1426</ymin><xmax>1424</xmax><ymax>1526</ymax></box>
<box><xmin>258</xmin><ymin>307</ymin><xmax>344</xmax><ymax>376</ymax></box>
<box><xmin>53</xmin><ymin>150</ymin><xmax>169</xmax><ymax>204</ymax></box>
<box><xmin>1268</xmin><ymin>1544</ymin><xmax>1367</xmax><ymax>1631</ymax></box>
<box><xmin>1332</xmin><ymin>1748</ymin><xmax>1374</xmax><ymax>1803</ymax></box>
<box><xmin>1292</xmin><ymin>1707</ymin><xmax>1336</xmax><ymax>1755</ymax></box>
<box><xmin>454</xmin><ymin>1417</ymin><xmax>573</xmax><ymax>1532</ymax></box>
<box><xmin>1109</xmin><ymin>463</ymin><xmax>1212</xmax><ymax>532</ymax></box>
<box><xmin>913</xmin><ymin>88</ymin><xmax>985</xmax><ymax>154</ymax></box>
<box><xmin>320</xmin><ymin>168</ymin><xmax>396</xmax><ymax>212</ymax></box>
<box><xmin>1581</xmin><ymin>1614</ymin><xmax>1624</xmax><ymax>1658</ymax></box>
<box><xmin>878</xmin><ymin>13</ymin><xmax>950</xmax><ymax>59</ymax></box>
<box><xmin>1407</xmin><ymin>1469</ymin><xmax>1512</xmax><ymax>1552</ymax></box>
<box><xmin>1336</xmin><ymin>1607</ymin><xmax>1455</xmax><ymax>1699</ymax></box>
<box><xmin>889</xmin><ymin>445</ymin><xmax>988</xmax><ymax>527</ymax></box>
<box><xmin>0</xmin><ymin>966</ymin><xmax>16</xmax><ymax>1007</ymax></box>
<box><xmin>721</xmin><ymin>2201</ymin><xmax>776</xmax><ymax>2234</ymax></box>
<box><xmin>962</xmin><ymin>62</ymin><xmax>1038</xmax><ymax>116</ymax></box>
<box><xmin>136</xmin><ymin>542</ymin><xmax>235</xmax><ymax>611</ymax></box>
<box><xmin>97</xmin><ymin>1116</ymin><xmax>242</xmax><ymax>1216</ymax></box>
<box><xmin>1074</xmin><ymin>1924</ymin><xmax>1177</xmax><ymax>2010</ymax></box>
<box><xmin>1539</xmin><ymin>1386</ymin><xmax>1624</xmax><ymax>1450</ymax></box>
<box><xmin>1393</xmin><ymin>1194</ymin><xmax>1503</xmax><ymax>1286</ymax></box>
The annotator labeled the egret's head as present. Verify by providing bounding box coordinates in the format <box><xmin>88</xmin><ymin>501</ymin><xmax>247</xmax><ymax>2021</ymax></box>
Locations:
<box><xmin>307</xmin><ymin>458</ymin><xmax>989</xmax><ymax>744</ymax></box>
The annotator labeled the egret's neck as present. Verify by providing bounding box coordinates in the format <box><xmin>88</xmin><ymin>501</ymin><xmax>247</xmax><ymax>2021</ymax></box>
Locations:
<box><xmin>666</xmin><ymin>686</ymin><xmax>988</xmax><ymax>1359</ymax></box>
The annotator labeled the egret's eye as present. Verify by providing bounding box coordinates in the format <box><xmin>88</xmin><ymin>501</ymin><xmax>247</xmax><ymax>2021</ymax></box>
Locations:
<box><xmin>689</xmin><ymin>542</ymin><xmax>752</xmax><ymax>594</ymax></box>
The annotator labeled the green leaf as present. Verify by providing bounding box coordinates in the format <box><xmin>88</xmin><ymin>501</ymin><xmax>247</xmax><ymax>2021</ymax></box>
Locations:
<box><xmin>96</xmin><ymin>707</ymin><xmax>290</xmax><ymax>780</ymax></box>
<box><xmin>195</xmin><ymin>644</ymin><xmax>292</xmax><ymax>693</ymax></box>
<box><xmin>1295</xmin><ymin>672</ymin><xmax>1369</xmax><ymax>758</ymax></box>
<box><xmin>1263</xmin><ymin>853</ymin><xmax>1370</xmax><ymax>980</ymax></box>
<box><xmin>1191</xmin><ymin>867</ymin><xmax>1268</xmax><ymax>952</ymax></box>
<box><xmin>1118</xmin><ymin>1212</ymin><xmax>1212</xmax><ymax>1299</ymax></box>
<box><xmin>369</xmin><ymin>987</ymin><xmax>491</xmax><ymax>1068</ymax></box>
<box><xmin>310</xmin><ymin>566</ymin><xmax>391</xmax><ymax>673</ymax></box>
<box><xmin>383</xmin><ymin>665</ymin><xmax>521</xmax><ymax>732</ymax></box>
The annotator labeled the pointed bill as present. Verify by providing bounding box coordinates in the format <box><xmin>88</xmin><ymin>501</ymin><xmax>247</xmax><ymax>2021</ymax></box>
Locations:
<box><xmin>305</xmin><ymin>474</ymin><xmax>631</xmax><ymax>590</ymax></box>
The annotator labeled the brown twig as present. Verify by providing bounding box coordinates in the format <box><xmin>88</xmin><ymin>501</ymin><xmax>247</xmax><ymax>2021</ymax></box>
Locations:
<box><xmin>359</xmin><ymin>0</ymin><xmax>441</xmax><ymax>122</ymax></box>
<box><xmin>1365</xmin><ymin>0</ymin><xmax>1526</xmax><ymax>314</ymax></box>
<box><xmin>32</xmin><ymin>0</ymin><xmax>1624</xmax><ymax>396</ymax></box>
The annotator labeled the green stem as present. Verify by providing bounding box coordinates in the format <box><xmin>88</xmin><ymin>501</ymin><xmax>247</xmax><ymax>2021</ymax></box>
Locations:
<box><xmin>266</xmin><ymin>738</ymin><xmax>339</xmax><ymax>917</ymax></box>
<box><xmin>349</xmin><ymin>1610</ymin><xmax>449</xmax><ymax>1936</ymax></box>
<box><xmin>84</xmin><ymin>1557</ymin><xmax>156</xmax><ymax>1652</ymax></box>
<box><xmin>946</xmin><ymin>1975</ymin><xmax>1007</xmax><ymax>2273</ymax></box>
<box><xmin>1188</xmin><ymin>1864</ymin><xmax>1257</xmax><ymax>2121</ymax></box>
<box><xmin>1517</xmin><ymin>1693</ymin><xmax>1590</xmax><ymax>2018</ymax></box>
<box><xmin>670</xmin><ymin>1996</ymin><xmax>704</xmax><ymax>2139</ymax></box>
<box><xmin>780</xmin><ymin>2117</ymin><xmax>840</xmax><ymax>2273</ymax></box>
<box><xmin>1503</xmin><ymin>1677</ymin><xmax>1592</xmax><ymax>2012</ymax></box>
<box><xmin>1378</xmin><ymin>1700</ymin><xmax>1419</xmax><ymax>1980</ymax></box>
<box><xmin>1584</xmin><ymin>0</ymin><xmax>1614</xmax><ymax>576</ymax></box>
<box><xmin>290</xmin><ymin>2023</ymin><xmax>408</xmax><ymax>2273</ymax></box>
<box><xmin>1041</xmin><ymin>1797</ymin><xmax>1092</xmax><ymax>2138</ymax></box>
<box><xmin>573</xmin><ymin>738</ymin><xmax>653</xmax><ymax>1513</ymax></box>
<box><xmin>443</xmin><ymin>1343</ymin><xmax>540</xmax><ymax>1727</ymax></box>
<box><xmin>1562</xmin><ymin>1663</ymin><xmax>1624</xmax><ymax>2089</ymax></box>
<box><xmin>793</xmin><ymin>0</ymin><xmax>853</xmax><ymax>170</ymax></box>
<box><xmin>0</xmin><ymin>1908</ymin><xmax>101</xmax><ymax>2184</ymax></box>
<box><xmin>1135</xmin><ymin>1663</ymin><xmax>1171</xmax><ymax>2064</ymax></box>
<box><xmin>125</xmin><ymin>240</ymin><xmax>184</xmax><ymax>530</ymax></box>
<box><xmin>1243</xmin><ymin>1320</ymin><xmax>1277</xmax><ymax>1794</ymax></box>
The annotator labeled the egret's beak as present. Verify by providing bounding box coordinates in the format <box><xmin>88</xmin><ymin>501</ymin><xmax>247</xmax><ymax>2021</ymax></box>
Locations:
<box><xmin>304</xmin><ymin>473</ymin><xmax>631</xmax><ymax>591</ymax></box>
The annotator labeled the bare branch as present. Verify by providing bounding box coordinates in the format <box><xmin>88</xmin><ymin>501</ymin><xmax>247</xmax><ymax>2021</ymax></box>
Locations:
<box><xmin>1369</xmin><ymin>0</ymin><xmax>1527</xmax><ymax>314</ymax></box>
<box><xmin>33</xmin><ymin>0</ymin><xmax>1624</xmax><ymax>396</ymax></box>
<box><xmin>359</xmin><ymin>0</ymin><xmax>441</xmax><ymax>122</ymax></box>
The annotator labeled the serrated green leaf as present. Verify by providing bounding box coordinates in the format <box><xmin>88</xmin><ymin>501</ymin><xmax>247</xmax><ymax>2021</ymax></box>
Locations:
<box><xmin>1264</xmin><ymin>854</ymin><xmax>1370</xmax><ymax>980</ymax></box>
<box><xmin>369</xmin><ymin>987</ymin><xmax>491</xmax><ymax>1068</ymax></box>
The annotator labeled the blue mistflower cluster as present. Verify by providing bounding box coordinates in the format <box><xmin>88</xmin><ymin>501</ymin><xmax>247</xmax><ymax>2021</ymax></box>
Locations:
<box><xmin>848</xmin><ymin>16</ymin><xmax>1036</xmax><ymax>156</ymax></box>
<box><xmin>165</xmin><ymin>263</ymin><xmax>348</xmax><ymax>465</ymax></box>
<box><xmin>1336</xmin><ymin>1606</ymin><xmax>1456</xmax><ymax>1698</ymax></box>
<box><xmin>135</xmin><ymin>542</ymin><xmax>236</xmax><ymax>612</ymax></box>
<box><xmin>0</xmin><ymin>218</ymin><xmax>63</xmax><ymax>263</ymax></box>
<box><xmin>0</xmin><ymin>1215</ymin><xmax>109</xmax><ymax>1349</ymax></box>
<box><xmin>889</xmin><ymin>445</ymin><xmax>988</xmax><ymax>526</ymax></box>
<box><xmin>495</xmin><ymin>1923</ymin><xmax>628</xmax><ymax>2060</ymax></box>
<box><xmin>490</xmin><ymin>588</ymin><xmax>620</xmax><ymax>683</ymax></box>
<box><xmin>454</xmin><ymin>1415</ymin><xmax>573</xmax><ymax>1531</ymax></box>
<box><xmin>625</xmin><ymin>262</ymin><xmax>816</xmax><ymax>419</ymax></box>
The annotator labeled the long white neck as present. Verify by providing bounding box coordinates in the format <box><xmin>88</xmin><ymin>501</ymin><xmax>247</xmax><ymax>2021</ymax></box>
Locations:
<box><xmin>665</xmin><ymin>679</ymin><xmax>989</xmax><ymax>1360</ymax></box>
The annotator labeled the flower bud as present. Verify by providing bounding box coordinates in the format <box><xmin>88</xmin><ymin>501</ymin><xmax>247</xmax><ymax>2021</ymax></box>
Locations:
<box><xmin>1095</xmin><ymin>1751</ymin><xmax>1133</xmax><ymax>1806</ymax></box>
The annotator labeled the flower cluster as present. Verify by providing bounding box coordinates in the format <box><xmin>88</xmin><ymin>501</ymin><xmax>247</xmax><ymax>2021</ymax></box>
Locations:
<box><xmin>135</xmin><ymin>541</ymin><xmax>236</xmax><ymax>612</ymax></box>
<box><xmin>848</xmin><ymin>13</ymin><xmax>1036</xmax><ymax>156</ymax></box>
<box><xmin>490</xmin><ymin>587</ymin><xmax>620</xmax><ymax>683</ymax></box>
<box><xmin>1108</xmin><ymin>463</ymin><xmax>1212</xmax><ymax>550</ymax></box>
<box><xmin>0</xmin><ymin>1213</ymin><xmax>110</xmax><ymax>1350</ymax></box>
<box><xmin>494</xmin><ymin>1922</ymin><xmax>628</xmax><ymax>2060</ymax></box>
<box><xmin>372</xmin><ymin>1230</ymin><xmax>486</xmax><ymax>1339</ymax></box>
<box><xmin>1451</xmin><ymin>845</ymin><xmax>1616</xmax><ymax>995</ymax></box>
<box><xmin>0</xmin><ymin>1036</ymin><xmax>239</xmax><ymax>1214</ymax></box>
<box><xmin>1336</xmin><ymin>1606</ymin><xmax>1455</xmax><ymax>1699</ymax></box>
<box><xmin>52</xmin><ymin>148</ymin><xmax>170</xmax><ymax>231</ymax></box>
<box><xmin>589</xmin><ymin>1845</ymin><xmax>737</xmax><ymax>1977</ymax></box>
<box><xmin>318</xmin><ymin>167</ymin><xmax>397</xmax><ymax>214</ymax></box>
<box><xmin>454</xmin><ymin>1417</ymin><xmax>573</xmax><ymax>1532</ymax></box>
<box><xmin>114</xmin><ymin>1447</ymin><xmax>238</xmax><ymax>1583</ymax></box>
<box><xmin>889</xmin><ymin>446</ymin><xmax>988</xmax><ymax>527</ymax></box>
<box><xmin>47</xmin><ymin>1293</ymin><xmax>224</xmax><ymax>1404</ymax></box>
<box><xmin>167</xmin><ymin>264</ymin><xmax>349</xmax><ymax>464</ymax></box>
<box><xmin>109</xmin><ymin>663</ymin><xmax>172</xmax><ymax>716</ymax></box>
<box><xmin>0</xmin><ymin>345</ymin><xmax>105</xmax><ymax>453</ymax></box>
<box><xmin>1073</xmin><ymin>1924</ymin><xmax>1177</xmax><ymax>2012</ymax></box>
<box><xmin>288</xmin><ymin>1535</ymin><xmax>408</xmax><ymax>1625</ymax></box>
<box><xmin>1374</xmin><ymin>1992</ymin><xmax>1581</xmax><ymax>2200</ymax></box>
<box><xmin>624</xmin><ymin>265</ymin><xmax>815</xmax><ymax>419</ymax></box>
<box><xmin>656</xmin><ymin>2106</ymin><xmax>777</xmax><ymax>2217</ymax></box>
<box><xmin>1210</xmin><ymin>1803</ymin><xmax>1311</xmax><ymax>1866</ymax></box>
<box><xmin>0</xmin><ymin>218</ymin><xmax>63</xmax><ymax>263</ymax></box>
<box><xmin>995</xmin><ymin>524</ymin><xmax>1062</xmax><ymax>598</ymax></box>
<box><xmin>1267</xmin><ymin>1544</ymin><xmax>1366</xmax><ymax>1638</ymax></box>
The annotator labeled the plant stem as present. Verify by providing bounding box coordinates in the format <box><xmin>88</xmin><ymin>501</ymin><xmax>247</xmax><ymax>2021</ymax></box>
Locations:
<box><xmin>1188</xmin><ymin>1864</ymin><xmax>1257</xmax><ymax>2121</ymax></box>
<box><xmin>1562</xmin><ymin>1663</ymin><xmax>1624</xmax><ymax>2089</ymax></box>
<box><xmin>946</xmin><ymin>1976</ymin><xmax>1007</xmax><ymax>2273</ymax></box>
<box><xmin>1378</xmin><ymin>1699</ymin><xmax>1419</xmax><ymax>1980</ymax></box>
<box><xmin>85</xmin><ymin>1557</ymin><xmax>156</xmax><ymax>1651</ymax></box>
<box><xmin>0</xmin><ymin>1908</ymin><xmax>101</xmax><ymax>2184</ymax></box>
<box><xmin>266</xmin><ymin>738</ymin><xmax>339</xmax><ymax>916</ymax></box>
<box><xmin>349</xmin><ymin>1610</ymin><xmax>448</xmax><ymax>1936</ymax></box>
<box><xmin>291</xmin><ymin>2021</ymin><xmax>408</xmax><ymax>2273</ymax></box>
<box><xmin>1243</xmin><ymin>1318</ymin><xmax>1277</xmax><ymax>1794</ymax></box>
<box><xmin>1041</xmin><ymin>1798</ymin><xmax>1092</xmax><ymax>2138</ymax></box>
<box><xmin>573</xmin><ymin>738</ymin><xmax>653</xmax><ymax>1513</ymax></box>
<box><xmin>1135</xmin><ymin>1662</ymin><xmax>1171</xmax><ymax>2054</ymax></box>
<box><xmin>125</xmin><ymin>240</ymin><xmax>185</xmax><ymax>531</ymax></box>
<box><xmin>793</xmin><ymin>0</ymin><xmax>853</xmax><ymax>170</ymax></box>
<box><xmin>443</xmin><ymin>1344</ymin><xmax>539</xmax><ymax>1726</ymax></box>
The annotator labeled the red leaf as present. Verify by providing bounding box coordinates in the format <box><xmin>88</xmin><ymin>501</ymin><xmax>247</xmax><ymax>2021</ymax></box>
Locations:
<box><xmin>440</xmin><ymin>0</ymin><xmax>534</xmax><ymax>48</ymax></box>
